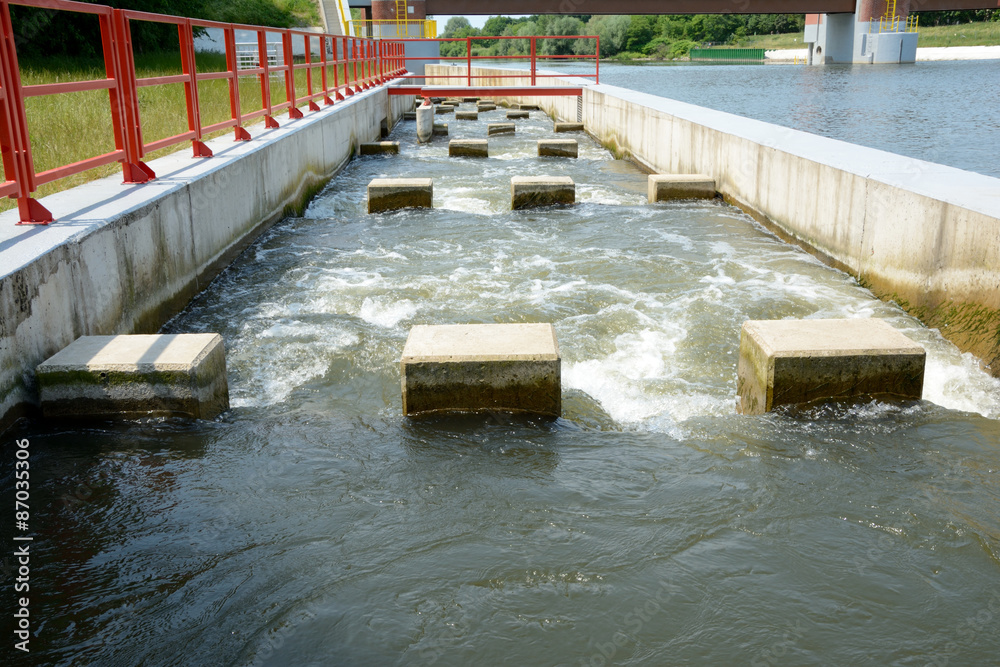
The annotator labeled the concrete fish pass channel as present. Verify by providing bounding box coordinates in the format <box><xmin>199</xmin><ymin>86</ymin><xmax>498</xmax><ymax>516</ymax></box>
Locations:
<box><xmin>4</xmin><ymin>71</ymin><xmax>1000</xmax><ymax>664</ymax></box>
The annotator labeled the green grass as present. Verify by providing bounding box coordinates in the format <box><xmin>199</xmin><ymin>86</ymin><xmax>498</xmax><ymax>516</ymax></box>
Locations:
<box><xmin>3</xmin><ymin>50</ymin><xmax>370</xmax><ymax>213</ymax></box>
<box><xmin>740</xmin><ymin>19</ymin><xmax>1000</xmax><ymax>50</ymax></box>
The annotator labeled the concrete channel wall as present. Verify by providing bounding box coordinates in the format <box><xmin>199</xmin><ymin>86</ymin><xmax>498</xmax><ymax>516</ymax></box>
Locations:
<box><xmin>427</xmin><ymin>64</ymin><xmax>1000</xmax><ymax>377</ymax></box>
<box><xmin>0</xmin><ymin>84</ymin><xmax>411</xmax><ymax>431</ymax></box>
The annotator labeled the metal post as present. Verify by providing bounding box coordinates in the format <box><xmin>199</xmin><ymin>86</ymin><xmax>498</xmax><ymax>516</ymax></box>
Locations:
<box><xmin>179</xmin><ymin>20</ymin><xmax>211</xmax><ymax>157</ymax></box>
<box><xmin>530</xmin><ymin>37</ymin><xmax>536</xmax><ymax>86</ymax></box>
<box><xmin>467</xmin><ymin>36</ymin><xmax>472</xmax><ymax>86</ymax></box>
<box><xmin>284</xmin><ymin>31</ymin><xmax>303</xmax><ymax>118</ymax></box>
<box><xmin>224</xmin><ymin>26</ymin><xmax>251</xmax><ymax>140</ymax></box>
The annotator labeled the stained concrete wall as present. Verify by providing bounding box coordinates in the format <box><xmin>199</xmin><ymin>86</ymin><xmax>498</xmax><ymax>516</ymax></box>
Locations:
<box><xmin>0</xmin><ymin>83</ymin><xmax>411</xmax><ymax>431</ymax></box>
<box><xmin>427</xmin><ymin>65</ymin><xmax>1000</xmax><ymax>377</ymax></box>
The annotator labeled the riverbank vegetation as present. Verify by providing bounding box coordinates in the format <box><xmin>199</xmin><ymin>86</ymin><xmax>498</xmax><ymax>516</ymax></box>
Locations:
<box><xmin>439</xmin><ymin>10</ymin><xmax>1000</xmax><ymax>60</ymax></box>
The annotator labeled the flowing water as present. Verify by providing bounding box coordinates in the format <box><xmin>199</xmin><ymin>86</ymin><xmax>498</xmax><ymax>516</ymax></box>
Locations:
<box><xmin>6</xmin><ymin>107</ymin><xmax>1000</xmax><ymax>666</ymax></box>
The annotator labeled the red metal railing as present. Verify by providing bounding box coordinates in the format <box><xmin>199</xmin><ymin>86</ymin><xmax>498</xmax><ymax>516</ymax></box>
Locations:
<box><xmin>395</xmin><ymin>35</ymin><xmax>600</xmax><ymax>87</ymax></box>
<box><xmin>0</xmin><ymin>0</ymin><xmax>406</xmax><ymax>224</ymax></box>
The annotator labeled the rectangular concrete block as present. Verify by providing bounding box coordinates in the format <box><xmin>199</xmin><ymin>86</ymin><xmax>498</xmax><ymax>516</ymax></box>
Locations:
<box><xmin>477</xmin><ymin>103</ymin><xmax>497</xmax><ymax>112</ymax></box>
<box><xmin>36</xmin><ymin>334</ymin><xmax>229</xmax><ymax>420</ymax></box>
<box><xmin>554</xmin><ymin>122</ymin><xmax>585</xmax><ymax>133</ymax></box>
<box><xmin>442</xmin><ymin>100</ymin><xmax>461</xmax><ymax>106</ymax></box>
<box><xmin>463</xmin><ymin>97</ymin><xmax>479</xmax><ymax>103</ymax></box>
<box><xmin>648</xmin><ymin>174</ymin><xmax>717</xmax><ymax>201</ymax></box>
<box><xmin>519</xmin><ymin>104</ymin><xmax>540</xmax><ymax>110</ymax></box>
<box><xmin>403</xmin><ymin>111</ymin><xmax>416</xmax><ymax>120</ymax></box>
<box><xmin>368</xmin><ymin>178</ymin><xmax>433</xmax><ymax>213</ymax></box>
<box><xmin>538</xmin><ymin>139</ymin><xmax>578</xmax><ymax>158</ymax></box>
<box><xmin>737</xmin><ymin>319</ymin><xmax>926</xmax><ymax>415</ymax></box>
<box><xmin>488</xmin><ymin>123</ymin><xmax>515</xmax><ymax>136</ymax></box>
<box><xmin>359</xmin><ymin>141</ymin><xmax>400</xmax><ymax>156</ymax></box>
<box><xmin>456</xmin><ymin>111</ymin><xmax>479</xmax><ymax>120</ymax></box>
<box><xmin>511</xmin><ymin>176</ymin><xmax>575</xmax><ymax>209</ymax></box>
<box><xmin>401</xmin><ymin>323</ymin><xmax>561</xmax><ymax>417</ymax></box>
<box><xmin>432</xmin><ymin>122</ymin><xmax>448</xmax><ymax>136</ymax></box>
<box><xmin>449</xmin><ymin>139</ymin><xmax>489</xmax><ymax>158</ymax></box>
<box><xmin>507</xmin><ymin>110</ymin><xmax>529</xmax><ymax>119</ymax></box>
<box><xmin>435</xmin><ymin>106</ymin><xmax>453</xmax><ymax>115</ymax></box>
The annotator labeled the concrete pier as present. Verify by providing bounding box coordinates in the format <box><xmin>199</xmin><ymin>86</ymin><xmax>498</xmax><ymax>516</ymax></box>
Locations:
<box><xmin>648</xmin><ymin>174</ymin><xmax>717</xmax><ymax>201</ymax></box>
<box><xmin>416</xmin><ymin>103</ymin><xmax>434</xmax><ymax>143</ymax></box>
<box><xmin>488</xmin><ymin>123</ymin><xmax>516</xmax><ymax>136</ymax></box>
<box><xmin>359</xmin><ymin>141</ymin><xmax>400</xmax><ymax>156</ymax></box>
<box><xmin>401</xmin><ymin>323</ymin><xmax>561</xmax><ymax>417</ymax></box>
<box><xmin>554</xmin><ymin>123</ymin><xmax>585</xmax><ymax>133</ymax></box>
<box><xmin>432</xmin><ymin>122</ymin><xmax>448</xmax><ymax>136</ymax></box>
<box><xmin>449</xmin><ymin>139</ymin><xmax>489</xmax><ymax>158</ymax></box>
<box><xmin>511</xmin><ymin>176</ymin><xmax>575</xmax><ymax>209</ymax></box>
<box><xmin>737</xmin><ymin>319</ymin><xmax>926</xmax><ymax>415</ymax></box>
<box><xmin>368</xmin><ymin>178</ymin><xmax>433</xmax><ymax>213</ymax></box>
<box><xmin>36</xmin><ymin>334</ymin><xmax>229</xmax><ymax>420</ymax></box>
<box><xmin>507</xmin><ymin>111</ymin><xmax>529</xmax><ymax>119</ymax></box>
<box><xmin>538</xmin><ymin>139</ymin><xmax>579</xmax><ymax>158</ymax></box>
<box><xmin>456</xmin><ymin>111</ymin><xmax>479</xmax><ymax>121</ymax></box>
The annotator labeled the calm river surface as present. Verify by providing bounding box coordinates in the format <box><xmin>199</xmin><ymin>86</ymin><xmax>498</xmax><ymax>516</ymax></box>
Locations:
<box><xmin>545</xmin><ymin>59</ymin><xmax>1000</xmax><ymax>178</ymax></box>
<box><xmin>5</xmin><ymin>104</ymin><xmax>1000</xmax><ymax>665</ymax></box>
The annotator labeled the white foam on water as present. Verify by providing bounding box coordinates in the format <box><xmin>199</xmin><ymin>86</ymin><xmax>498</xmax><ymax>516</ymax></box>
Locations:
<box><xmin>358</xmin><ymin>297</ymin><xmax>418</xmax><ymax>329</ymax></box>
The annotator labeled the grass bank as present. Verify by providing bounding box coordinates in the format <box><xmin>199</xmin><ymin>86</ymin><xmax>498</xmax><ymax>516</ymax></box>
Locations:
<box><xmin>3</xmin><ymin>51</ymin><xmax>365</xmax><ymax>213</ymax></box>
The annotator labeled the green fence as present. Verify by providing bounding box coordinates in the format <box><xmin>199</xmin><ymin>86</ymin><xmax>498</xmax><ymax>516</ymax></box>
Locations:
<box><xmin>689</xmin><ymin>48</ymin><xmax>766</xmax><ymax>63</ymax></box>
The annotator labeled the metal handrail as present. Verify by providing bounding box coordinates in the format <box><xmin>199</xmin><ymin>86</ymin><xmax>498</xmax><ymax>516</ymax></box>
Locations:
<box><xmin>0</xmin><ymin>0</ymin><xmax>406</xmax><ymax>224</ymax></box>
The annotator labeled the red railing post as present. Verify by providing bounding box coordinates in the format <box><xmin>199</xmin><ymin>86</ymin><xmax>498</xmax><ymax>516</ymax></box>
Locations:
<box><xmin>179</xmin><ymin>19</ymin><xmax>211</xmax><ymax>157</ymax></box>
<box><xmin>352</xmin><ymin>38</ymin><xmax>361</xmax><ymax>94</ymax></box>
<box><xmin>112</xmin><ymin>9</ymin><xmax>154</xmax><ymax>183</ymax></box>
<box><xmin>283</xmin><ymin>31</ymin><xmax>303</xmax><ymax>118</ymax></box>
<box><xmin>335</xmin><ymin>36</ymin><xmax>347</xmax><ymax>99</ymax></box>
<box><xmin>466</xmin><ymin>36</ymin><xmax>472</xmax><ymax>86</ymax></box>
<box><xmin>304</xmin><ymin>34</ymin><xmax>320</xmax><ymax>111</ymax></box>
<box><xmin>595</xmin><ymin>35</ymin><xmax>600</xmax><ymax>84</ymax></box>
<box><xmin>319</xmin><ymin>36</ymin><xmax>334</xmax><ymax>105</ymax></box>
<box><xmin>530</xmin><ymin>37</ymin><xmax>537</xmax><ymax>86</ymax></box>
<box><xmin>257</xmin><ymin>30</ymin><xmax>279</xmax><ymax>128</ymax></box>
<box><xmin>224</xmin><ymin>26</ymin><xmax>251</xmax><ymax>140</ymax></box>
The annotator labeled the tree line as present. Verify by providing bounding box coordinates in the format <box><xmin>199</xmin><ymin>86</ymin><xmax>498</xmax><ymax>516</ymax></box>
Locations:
<box><xmin>439</xmin><ymin>10</ymin><xmax>1000</xmax><ymax>60</ymax></box>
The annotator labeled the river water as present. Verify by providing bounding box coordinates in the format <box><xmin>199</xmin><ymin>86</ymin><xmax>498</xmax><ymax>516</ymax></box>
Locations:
<box><xmin>7</xmin><ymin>101</ymin><xmax>1000</xmax><ymax>665</ymax></box>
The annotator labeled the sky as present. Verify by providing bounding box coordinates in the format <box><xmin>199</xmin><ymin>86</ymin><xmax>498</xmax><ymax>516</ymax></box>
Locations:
<box><xmin>429</xmin><ymin>14</ymin><xmax>529</xmax><ymax>31</ymax></box>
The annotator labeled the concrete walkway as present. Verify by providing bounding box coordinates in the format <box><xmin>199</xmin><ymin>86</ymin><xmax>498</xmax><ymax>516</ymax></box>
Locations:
<box><xmin>766</xmin><ymin>44</ymin><xmax>1000</xmax><ymax>62</ymax></box>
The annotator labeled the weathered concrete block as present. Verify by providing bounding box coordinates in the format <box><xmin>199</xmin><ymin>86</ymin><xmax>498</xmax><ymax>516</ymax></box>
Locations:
<box><xmin>507</xmin><ymin>110</ymin><xmax>529</xmax><ymax>119</ymax></box>
<box><xmin>511</xmin><ymin>176</ymin><xmax>575</xmax><ymax>209</ymax></box>
<box><xmin>36</xmin><ymin>334</ymin><xmax>229</xmax><ymax>420</ymax></box>
<box><xmin>401</xmin><ymin>323</ymin><xmax>561</xmax><ymax>417</ymax></box>
<box><xmin>403</xmin><ymin>111</ymin><xmax>416</xmax><ymax>120</ymax></box>
<box><xmin>435</xmin><ymin>106</ymin><xmax>454</xmax><ymax>115</ymax></box>
<box><xmin>449</xmin><ymin>139</ymin><xmax>489</xmax><ymax>158</ymax></box>
<box><xmin>463</xmin><ymin>97</ymin><xmax>479</xmax><ymax>103</ymax></box>
<box><xmin>368</xmin><ymin>178</ymin><xmax>433</xmax><ymax>213</ymax></box>
<box><xmin>519</xmin><ymin>103</ymin><xmax>540</xmax><ymax>110</ymax></box>
<box><xmin>538</xmin><ymin>139</ymin><xmax>578</xmax><ymax>158</ymax></box>
<box><xmin>359</xmin><ymin>141</ymin><xmax>400</xmax><ymax>156</ymax></box>
<box><xmin>432</xmin><ymin>122</ymin><xmax>448</xmax><ymax>136</ymax></box>
<box><xmin>416</xmin><ymin>104</ymin><xmax>434</xmax><ymax>143</ymax></box>
<box><xmin>442</xmin><ymin>99</ymin><xmax>461</xmax><ymax>106</ymax></box>
<box><xmin>737</xmin><ymin>319</ymin><xmax>926</xmax><ymax>415</ymax></box>
<box><xmin>488</xmin><ymin>123</ymin><xmax>515</xmax><ymax>136</ymax></box>
<box><xmin>648</xmin><ymin>174</ymin><xmax>717</xmax><ymax>201</ymax></box>
<box><xmin>477</xmin><ymin>103</ymin><xmax>497</xmax><ymax>112</ymax></box>
<box><xmin>456</xmin><ymin>110</ymin><xmax>479</xmax><ymax>120</ymax></box>
<box><xmin>554</xmin><ymin>122</ymin><xmax>585</xmax><ymax>133</ymax></box>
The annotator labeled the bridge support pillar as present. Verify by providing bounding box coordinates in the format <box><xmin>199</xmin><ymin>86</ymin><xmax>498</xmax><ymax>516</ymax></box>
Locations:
<box><xmin>804</xmin><ymin>0</ymin><xmax>918</xmax><ymax>65</ymax></box>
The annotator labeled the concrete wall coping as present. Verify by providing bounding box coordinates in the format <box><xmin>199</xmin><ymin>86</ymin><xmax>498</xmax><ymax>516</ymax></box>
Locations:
<box><xmin>587</xmin><ymin>81</ymin><xmax>1000</xmax><ymax>219</ymax></box>
<box><xmin>0</xmin><ymin>83</ymin><xmax>393</xmax><ymax>281</ymax></box>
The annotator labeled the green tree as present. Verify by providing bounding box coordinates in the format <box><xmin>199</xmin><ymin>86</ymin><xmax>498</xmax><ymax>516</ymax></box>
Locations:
<box><xmin>441</xmin><ymin>16</ymin><xmax>472</xmax><ymax>37</ymax></box>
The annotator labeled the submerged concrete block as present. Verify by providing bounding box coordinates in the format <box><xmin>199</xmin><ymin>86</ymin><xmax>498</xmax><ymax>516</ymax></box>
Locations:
<box><xmin>511</xmin><ymin>176</ymin><xmax>575</xmax><ymax>209</ymax></box>
<box><xmin>359</xmin><ymin>141</ymin><xmax>400</xmax><ymax>156</ymax></box>
<box><xmin>463</xmin><ymin>97</ymin><xmax>479</xmax><ymax>103</ymax></box>
<box><xmin>401</xmin><ymin>323</ymin><xmax>561</xmax><ymax>417</ymax></box>
<box><xmin>538</xmin><ymin>139</ymin><xmax>578</xmax><ymax>158</ymax></box>
<box><xmin>648</xmin><ymin>174</ymin><xmax>717</xmax><ymax>201</ymax></box>
<box><xmin>432</xmin><ymin>122</ymin><xmax>448</xmax><ymax>136</ymax></box>
<box><xmin>507</xmin><ymin>110</ymin><xmax>529</xmax><ymax>119</ymax></box>
<box><xmin>519</xmin><ymin>103</ymin><xmax>540</xmax><ymax>110</ymax></box>
<box><xmin>442</xmin><ymin>100</ymin><xmax>461</xmax><ymax>107</ymax></box>
<box><xmin>36</xmin><ymin>334</ymin><xmax>229</xmax><ymax>420</ymax></box>
<box><xmin>403</xmin><ymin>111</ymin><xmax>416</xmax><ymax>120</ymax></box>
<box><xmin>488</xmin><ymin>123</ymin><xmax>515</xmax><ymax>136</ymax></box>
<box><xmin>435</xmin><ymin>106</ymin><xmax>454</xmax><ymax>115</ymax></box>
<box><xmin>554</xmin><ymin>122</ymin><xmax>584</xmax><ymax>133</ymax></box>
<box><xmin>477</xmin><ymin>103</ymin><xmax>497</xmax><ymax>112</ymax></box>
<box><xmin>456</xmin><ymin>110</ymin><xmax>479</xmax><ymax>120</ymax></box>
<box><xmin>449</xmin><ymin>139</ymin><xmax>489</xmax><ymax>158</ymax></box>
<box><xmin>737</xmin><ymin>319</ymin><xmax>926</xmax><ymax>415</ymax></box>
<box><xmin>368</xmin><ymin>178</ymin><xmax>433</xmax><ymax>213</ymax></box>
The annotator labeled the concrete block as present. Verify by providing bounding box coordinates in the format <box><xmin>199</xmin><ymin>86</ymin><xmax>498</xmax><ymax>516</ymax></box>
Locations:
<box><xmin>449</xmin><ymin>139</ymin><xmax>489</xmax><ymax>158</ymax></box>
<box><xmin>432</xmin><ymin>122</ymin><xmax>448</xmax><ymax>136</ymax></box>
<box><xmin>416</xmin><ymin>104</ymin><xmax>434</xmax><ymax>143</ymax></box>
<box><xmin>368</xmin><ymin>178</ymin><xmax>433</xmax><ymax>213</ymax></box>
<box><xmin>403</xmin><ymin>111</ymin><xmax>416</xmax><ymax>120</ymax></box>
<box><xmin>401</xmin><ymin>323</ymin><xmax>561</xmax><ymax>417</ymax></box>
<box><xmin>435</xmin><ymin>106</ymin><xmax>454</xmax><ymax>115</ymax></box>
<box><xmin>507</xmin><ymin>110</ymin><xmax>529</xmax><ymax>119</ymax></box>
<box><xmin>359</xmin><ymin>141</ymin><xmax>400</xmax><ymax>156</ymax></box>
<box><xmin>430</xmin><ymin>97</ymin><xmax>445</xmax><ymax>103</ymax></box>
<box><xmin>488</xmin><ymin>123</ymin><xmax>515</xmax><ymax>136</ymax></box>
<box><xmin>456</xmin><ymin>111</ymin><xmax>479</xmax><ymax>121</ymax></box>
<box><xmin>463</xmin><ymin>97</ymin><xmax>479</xmax><ymax>103</ymax></box>
<box><xmin>554</xmin><ymin>122</ymin><xmax>585</xmax><ymax>133</ymax></box>
<box><xmin>648</xmin><ymin>174</ymin><xmax>717</xmax><ymax>201</ymax></box>
<box><xmin>442</xmin><ymin>100</ymin><xmax>461</xmax><ymax>106</ymax></box>
<box><xmin>511</xmin><ymin>176</ymin><xmax>575</xmax><ymax>209</ymax></box>
<box><xmin>538</xmin><ymin>139</ymin><xmax>578</xmax><ymax>158</ymax></box>
<box><xmin>36</xmin><ymin>334</ymin><xmax>229</xmax><ymax>420</ymax></box>
<box><xmin>737</xmin><ymin>319</ymin><xmax>926</xmax><ymax>415</ymax></box>
<box><xmin>519</xmin><ymin>104</ymin><xmax>540</xmax><ymax>110</ymax></box>
<box><xmin>477</xmin><ymin>103</ymin><xmax>497</xmax><ymax>112</ymax></box>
